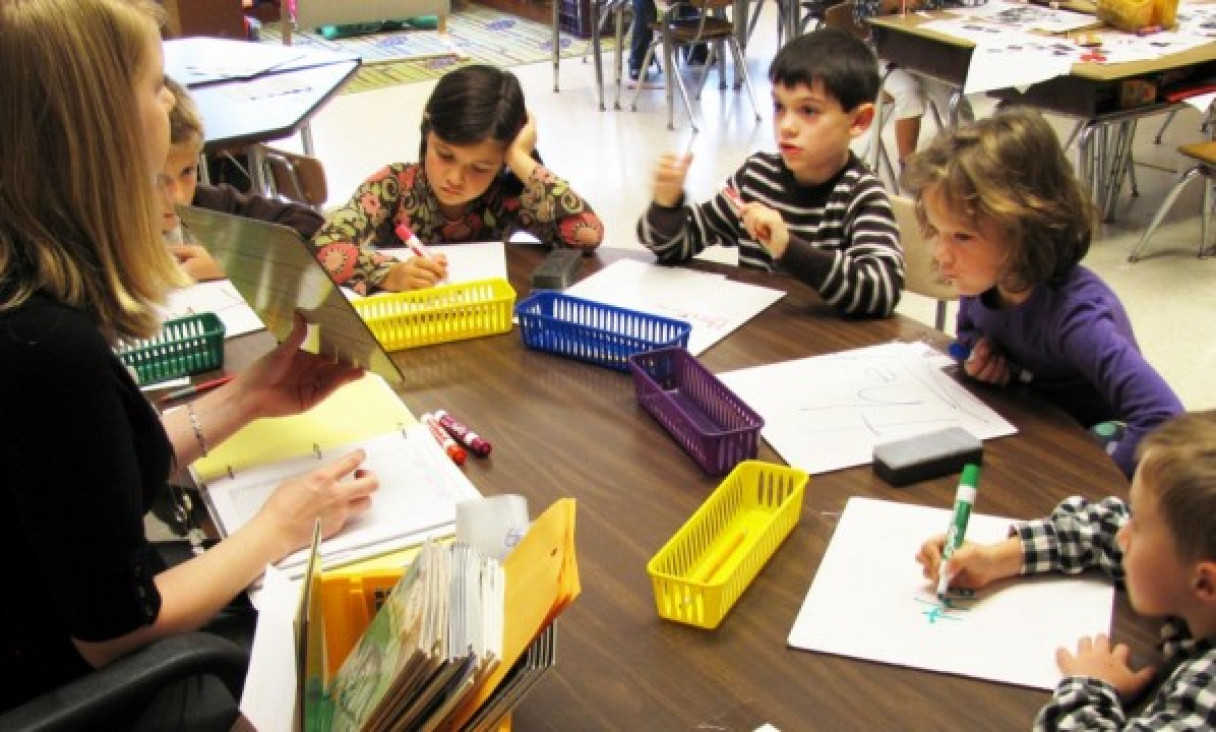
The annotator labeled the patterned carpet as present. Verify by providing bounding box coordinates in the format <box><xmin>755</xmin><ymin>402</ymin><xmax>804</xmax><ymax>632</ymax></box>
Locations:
<box><xmin>258</xmin><ymin>4</ymin><xmax>616</xmax><ymax>94</ymax></box>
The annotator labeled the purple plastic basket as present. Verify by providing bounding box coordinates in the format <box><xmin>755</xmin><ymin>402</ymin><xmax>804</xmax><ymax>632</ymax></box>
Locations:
<box><xmin>629</xmin><ymin>347</ymin><xmax>764</xmax><ymax>475</ymax></box>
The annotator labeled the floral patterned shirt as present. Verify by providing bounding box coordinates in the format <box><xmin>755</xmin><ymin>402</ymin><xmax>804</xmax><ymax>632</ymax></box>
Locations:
<box><xmin>311</xmin><ymin>162</ymin><xmax>603</xmax><ymax>294</ymax></box>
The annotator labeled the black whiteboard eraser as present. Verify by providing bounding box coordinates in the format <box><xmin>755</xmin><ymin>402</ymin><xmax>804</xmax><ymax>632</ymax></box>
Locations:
<box><xmin>531</xmin><ymin>248</ymin><xmax>583</xmax><ymax>290</ymax></box>
<box><xmin>873</xmin><ymin>427</ymin><xmax>983</xmax><ymax>487</ymax></box>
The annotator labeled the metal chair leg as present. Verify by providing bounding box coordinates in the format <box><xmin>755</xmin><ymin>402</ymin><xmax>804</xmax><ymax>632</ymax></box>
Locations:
<box><xmin>1128</xmin><ymin>165</ymin><xmax>1204</xmax><ymax>262</ymax></box>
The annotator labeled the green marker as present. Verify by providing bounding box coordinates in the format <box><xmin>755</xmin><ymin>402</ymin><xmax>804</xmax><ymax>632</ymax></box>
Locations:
<box><xmin>937</xmin><ymin>463</ymin><xmax>981</xmax><ymax>599</ymax></box>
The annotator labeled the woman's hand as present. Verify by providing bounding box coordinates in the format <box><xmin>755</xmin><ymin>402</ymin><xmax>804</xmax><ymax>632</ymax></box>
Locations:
<box><xmin>916</xmin><ymin>534</ymin><xmax>1022</xmax><ymax>591</ymax></box>
<box><xmin>170</xmin><ymin>244</ymin><xmax>226</xmax><ymax>282</ymax></box>
<box><xmin>381</xmin><ymin>253</ymin><xmax>450</xmax><ymax>291</ymax></box>
<box><xmin>652</xmin><ymin>152</ymin><xmax>692</xmax><ymax>209</ymax></box>
<box><xmin>254</xmin><ymin>449</ymin><xmax>380</xmax><ymax>559</ymax></box>
<box><xmin>234</xmin><ymin>311</ymin><xmax>364</xmax><ymax>420</ymax></box>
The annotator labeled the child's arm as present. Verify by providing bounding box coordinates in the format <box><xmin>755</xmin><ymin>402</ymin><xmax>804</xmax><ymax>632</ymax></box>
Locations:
<box><xmin>309</xmin><ymin>164</ymin><xmax>412</xmax><ymax>294</ymax></box>
<box><xmin>506</xmin><ymin>113</ymin><xmax>604</xmax><ymax>251</ymax></box>
<box><xmin>169</xmin><ymin>244</ymin><xmax>225</xmax><ymax>282</ymax></box>
<box><xmin>778</xmin><ymin>178</ymin><xmax>904</xmax><ymax>317</ymax></box>
<box><xmin>192</xmin><ymin>182</ymin><xmax>326</xmax><ymax>241</ymax></box>
<box><xmin>1056</xmin><ymin>308</ymin><xmax>1183</xmax><ymax>478</ymax></box>
<box><xmin>638</xmin><ymin>155</ymin><xmax>742</xmax><ymax>264</ymax></box>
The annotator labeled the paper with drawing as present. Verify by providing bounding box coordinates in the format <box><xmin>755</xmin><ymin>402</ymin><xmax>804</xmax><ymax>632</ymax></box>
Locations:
<box><xmin>717</xmin><ymin>342</ymin><xmax>1016</xmax><ymax>475</ymax></box>
<box><xmin>788</xmin><ymin>497</ymin><xmax>1115</xmax><ymax>690</ymax></box>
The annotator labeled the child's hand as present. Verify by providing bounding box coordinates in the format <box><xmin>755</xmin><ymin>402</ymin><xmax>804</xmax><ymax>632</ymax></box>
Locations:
<box><xmin>652</xmin><ymin>152</ymin><xmax>691</xmax><ymax>208</ymax></box>
<box><xmin>382</xmin><ymin>253</ymin><xmax>449</xmax><ymax>291</ymax></box>
<box><xmin>170</xmin><ymin>244</ymin><xmax>226</xmax><ymax>282</ymax></box>
<box><xmin>916</xmin><ymin>534</ymin><xmax>1022</xmax><ymax>590</ymax></box>
<box><xmin>1056</xmin><ymin>634</ymin><xmax>1156</xmax><ymax>700</ymax></box>
<box><xmin>963</xmin><ymin>337</ymin><xmax>1014</xmax><ymax>386</ymax></box>
<box><xmin>507</xmin><ymin>111</ymin><xmax>539</xmax><ymax>171</ymax></box>
<box><xmin>737</xmin><ymin>203</ymin><xmax>789</xmax><ymax>258</ymax></box>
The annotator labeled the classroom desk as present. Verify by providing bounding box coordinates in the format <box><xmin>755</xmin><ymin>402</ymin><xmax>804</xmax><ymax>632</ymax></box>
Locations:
<box><xmin>223</xmin><ymin>244</ymin><xmax>1158</xmax><ymax>729</ymax></box>
<box><xmin>868</xmin><ymin>13</ymin><xmax>1216</xmax><ymax>220</ymax></box>
<box><xmin>164</xmin><ymin>37</ymin><xmax>360</xmax><ymax>191</ymax></box>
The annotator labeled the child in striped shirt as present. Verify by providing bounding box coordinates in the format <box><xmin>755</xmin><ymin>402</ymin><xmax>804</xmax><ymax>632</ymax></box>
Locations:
<box><xmin>637</xmin><ymin>29</ymin><xmax>904</xmax><ymax>318</ymax></box>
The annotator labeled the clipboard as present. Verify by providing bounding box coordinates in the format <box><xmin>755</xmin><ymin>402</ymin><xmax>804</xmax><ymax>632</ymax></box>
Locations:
<box><xmin>180</xmin><ymin>206</ymin><xmax>402</xmax><ymax>384</ymax></box>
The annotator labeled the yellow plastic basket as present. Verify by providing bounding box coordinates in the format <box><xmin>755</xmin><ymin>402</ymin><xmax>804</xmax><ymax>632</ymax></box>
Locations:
<box><xmin>647</xmin><ymin>460</ymin><xmax>808</xmax><ymax>630</ymax></box>
<box><xmin>352</xmin><ymin>278</ymin><xmax>516</xmax><ymax>351</ymax></box>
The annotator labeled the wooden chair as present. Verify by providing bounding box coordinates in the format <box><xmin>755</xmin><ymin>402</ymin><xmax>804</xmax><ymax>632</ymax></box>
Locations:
<box><xmin>1128</xmin><ymin>139</ymin><xmax>1216</xmax><ymax>262</ymax></box>
<box><xmin>890</xmin><ymin>194</ymin><xmax>955</xmax><ymax>330</ymax></box>
<box><xmin>258</xmin><ymin>144</ymin><xmax>329</xmax><ymax>210</ymax></box>
<box><xmin>628</xmin><ymin>0</ymin><xmax>762</xmax><ymax>131</ymax></box>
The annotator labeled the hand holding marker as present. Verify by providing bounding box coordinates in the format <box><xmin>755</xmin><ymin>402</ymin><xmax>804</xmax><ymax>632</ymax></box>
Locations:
<box><xmin>937</xmin><ymin>463</ymin><xmax>981</xmax><ymax>598</ymax></box>
<box><xmin>395</xmin><ymin>222</ymin><xmax>436</xmax><ymax>262</ymax></box>
<box><xmin>949</xmin><ymin>341</ymin><xmax>1033</xmax><ymax>385</ymax></box>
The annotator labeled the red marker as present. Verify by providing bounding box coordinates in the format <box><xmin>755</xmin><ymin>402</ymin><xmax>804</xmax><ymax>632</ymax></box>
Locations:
<box><xmin>422</xmin><ymin>413</ymin><xmax>466</xmax><ymax>465</ymax></box>
<box><xmin>395</xmin><ymin>222</ymin><xmax>435</xmax><ymax>262</ymax></box>
<box><xmin>434</xmin><ymin>409</ymin><xmax>493</xmax><ymax>457</ymax></box>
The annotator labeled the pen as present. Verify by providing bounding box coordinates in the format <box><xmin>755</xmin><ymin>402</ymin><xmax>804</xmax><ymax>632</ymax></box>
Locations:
<box><xmin>395</xmin><ymin>222</ymin><xmax>436</xmax><ymax>262</ymax></box>
<box><xmin>158</xmin><ymin>375</ymin><xmax>235</xmax><ymax>404</ymax></box>
<box><xmin>948</xmin><ymin>341</ymin><xmax>1033</xmax><ymax>384</ymax></box>
<box><xmin>434</xmin><ymin>409</ymin><xmax>493</xmax><ymax>457</ymax></box>
<box><xmin>422</xmin><ymin>412</ymin><xmax>467</xmax><ymax>466</ymax></box>
<box><xmin>937</xmin><ymin>463</ymin><xmax>981</xmax><ymax>598</ymax></box>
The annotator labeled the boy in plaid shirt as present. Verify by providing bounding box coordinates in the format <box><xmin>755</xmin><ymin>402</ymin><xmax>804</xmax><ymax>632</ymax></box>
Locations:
<box><xmin>917</xmin><ymin>412</ymin><xmax>1216</xmax><ymax>729</ymax></box>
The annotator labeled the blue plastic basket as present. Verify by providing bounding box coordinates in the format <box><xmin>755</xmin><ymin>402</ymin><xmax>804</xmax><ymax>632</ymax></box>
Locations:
<box><xmin>629</xmin><ymin>347</ymin><xmax>764</xmax><ymax>475</ymax></box>
<box><xmin>515</xmin><ymin>291</ymin><xmax>691</xmax><ymax>371</ymax></box>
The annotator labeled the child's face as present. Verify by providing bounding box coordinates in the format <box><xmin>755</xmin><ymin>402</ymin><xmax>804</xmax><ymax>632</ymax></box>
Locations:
<box><xmin>1117</xmin><ymin>467</ymin><xmax>1196</xmax><ymax>621</ymax></box>
<box><xmin>770</xmin><ymin>80</ymin><xmax>871</xmax><ymax>186</ymax></box>
<box><xmin>922</xmin><ymin>189</ymin><xmax>1025</xmax><ymax>305</ymax></box>
<box><xmin>423</xmin><ymin>132</ymin><xmax>506</xmax><ymax>214</ymax></box>
<box><xmin>158</xmin><ymin>140</ymin><xmax>203</xmax><ymax>234</ymax></box>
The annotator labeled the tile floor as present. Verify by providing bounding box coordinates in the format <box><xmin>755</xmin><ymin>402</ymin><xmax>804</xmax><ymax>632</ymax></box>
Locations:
<box><xmin>287</xmin><ymin>7</ymin><xmax>1216</xmax><ymax>410</ymax></box>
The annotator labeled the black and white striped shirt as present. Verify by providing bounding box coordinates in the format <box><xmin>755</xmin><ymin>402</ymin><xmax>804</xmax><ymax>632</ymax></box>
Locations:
<box><xmin>638</xmin><ymin>152</ymin><xmax>904</xmax><ymax>317</ymax></box>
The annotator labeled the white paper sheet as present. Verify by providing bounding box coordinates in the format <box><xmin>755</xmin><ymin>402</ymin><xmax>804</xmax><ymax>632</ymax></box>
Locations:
<box><xmin>162</xmin><ymin>280</ymin><xmax>265</xmax><ymax>338</ymax></box>
<box><xmin>716</xmin><ymin>342</ymin><xmax>1016</xmax><ymax>475</ymax></box>
<box><xmin>240</xmin><ymin>566</ymin><xmax>298</xmax><ymax>732</ymax></box>
<box><xmin>562</xmin><ymin>259</ymin><xmax>785</xmax><ymax>355</ymax></box>
<box><xmin>788</xmin><ymin>497</ymin><xmax>1115</xmax><ymax>690</ymax></box>
<box><xmin>203</xmin><ymin>426</ymin><xmax>481</xmax><ymax>573</ymax></box>
<box><xmin>344</xmin><ymin>241</ymin><xmax>509</xmax><ymax>301</ymax></box>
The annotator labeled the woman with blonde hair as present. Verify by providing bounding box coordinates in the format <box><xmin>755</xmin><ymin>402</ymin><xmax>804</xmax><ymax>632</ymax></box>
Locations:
<box><xmin>0</xmin><ymin>1</ymin><xmax>378</xmax><ymax>725</ymax></box>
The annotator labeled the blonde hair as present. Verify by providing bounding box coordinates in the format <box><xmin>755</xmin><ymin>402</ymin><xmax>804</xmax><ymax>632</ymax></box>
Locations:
<box><xmin>166</xmin><ymin>75</ymin><xmax>205</xmax><ymax>146</ymax></box>
<box><xmin>902</xmin><ymin>107</ymin><xmax>1094</xmax><ymax>294</ymax></box>
<box><xmin>0</xmin><ymin>0</ymin><xmax>185</xmax><ymax>343</ymax></box>
<box><xmin>1136</xmin><ymin>412</ymin><xmax>1216</xmax><ymax>563</ymax></box>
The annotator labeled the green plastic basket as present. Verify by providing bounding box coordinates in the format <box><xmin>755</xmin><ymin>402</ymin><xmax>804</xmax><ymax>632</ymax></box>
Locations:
<box><xmin>117</xmin><ymin>313</ymin><xmax>225</xmax><ymax>385</ymax></box>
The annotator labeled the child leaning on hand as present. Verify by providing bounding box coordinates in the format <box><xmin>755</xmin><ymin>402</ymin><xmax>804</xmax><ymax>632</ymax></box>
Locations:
<box><xmin>917</xmin><ymin>411</ymin><xmax>1216</xmax><ymax>729</ymax></box>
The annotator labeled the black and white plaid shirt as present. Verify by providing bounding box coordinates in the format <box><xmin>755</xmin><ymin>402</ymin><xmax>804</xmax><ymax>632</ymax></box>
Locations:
<box><xmin>1014</xmin><ymin>496</ymin><xmax>1216</xmax><ymax>730</ymax></box>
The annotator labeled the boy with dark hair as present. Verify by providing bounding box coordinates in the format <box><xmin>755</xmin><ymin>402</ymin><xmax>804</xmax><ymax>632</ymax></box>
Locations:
<box><xmin>637</xmin><ymin>28</ymin><xmax>904</xmax><ymax>318</ymax></box>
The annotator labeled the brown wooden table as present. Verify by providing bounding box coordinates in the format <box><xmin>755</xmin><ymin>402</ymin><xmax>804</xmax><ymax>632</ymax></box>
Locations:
<box><xmin>225</xmin><ymin>244</ymin><xmax>1156</xmax><ymax>730</ymax></box>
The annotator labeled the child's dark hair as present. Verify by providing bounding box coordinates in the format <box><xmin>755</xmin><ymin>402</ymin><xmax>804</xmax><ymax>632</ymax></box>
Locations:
<box><xmin>419</xmin><ymin>64</ymin><xmax>527</xmax><ymax>158</ymax></box>
<box><xmin>768</xmin><ymin>28</ymin><xmax>880</xmax><ymax>112</ymax></box>
<box><xmin>903</xmin><ymin>107</ymin><xmax>1093</xmax><ymax>293</ymax></box>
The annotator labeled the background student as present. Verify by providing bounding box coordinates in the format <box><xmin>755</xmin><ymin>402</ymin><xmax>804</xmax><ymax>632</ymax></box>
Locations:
<box><xmin>917</xmin><ymin>411</ymin><xmax>1216</xmax><ymax>729</ymax></box>
<box><xmin>852</xmin><ymin>0</ymin><xmax>974</xmax><ymax>168</ymax></box>
<box><xmin>637</xmin><ymin>29</ymin><xmax>905</xmax><ymax>318</ymax></box>
<box><xmin>310</xmin><ymin>63</ymin><xmax>605</xmax><ymax>296</ymax></box>
<box><xmin>0</xmin><ymin>0</ymin><xmax>377</xmax><ymax>724</ymax></box>
<box><xmin>903</xmin><ymin>107</ymin><xmax>1182</xmax><ymax>478</ymax></box>
<box><xmin>159</xmin><ymin>76</ymin><xmax>327</xmax><ymax>282</ymax></box>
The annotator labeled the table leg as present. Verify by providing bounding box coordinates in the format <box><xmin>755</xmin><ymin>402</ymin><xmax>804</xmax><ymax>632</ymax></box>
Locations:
<box><xmin>553</xmin><ymin>0</ymin><xmax>561</xmax><ymax>92</ymax></box>
<box><xmin>591</xmin><ymin>0</ymin><xmax>605</xmax><ymax>110</ymax></box>
<box><xmin>614</xmin><ymin>1</ymin><xmax>625</xmax><ymax>110</ymax></box>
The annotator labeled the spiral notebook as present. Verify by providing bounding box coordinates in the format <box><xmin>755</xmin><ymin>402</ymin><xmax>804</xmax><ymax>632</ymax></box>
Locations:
<box><xmin>191</xmin><ymin>373</ymin><xmax>481</xmax><ymax>575</ymax></box>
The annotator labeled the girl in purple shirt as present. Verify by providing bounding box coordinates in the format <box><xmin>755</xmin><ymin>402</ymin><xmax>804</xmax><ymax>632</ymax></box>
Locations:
<box><xmin>902</xmin><ymin>108</ymin><xmax>1182</xmax><ymax>478</ymax></box>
